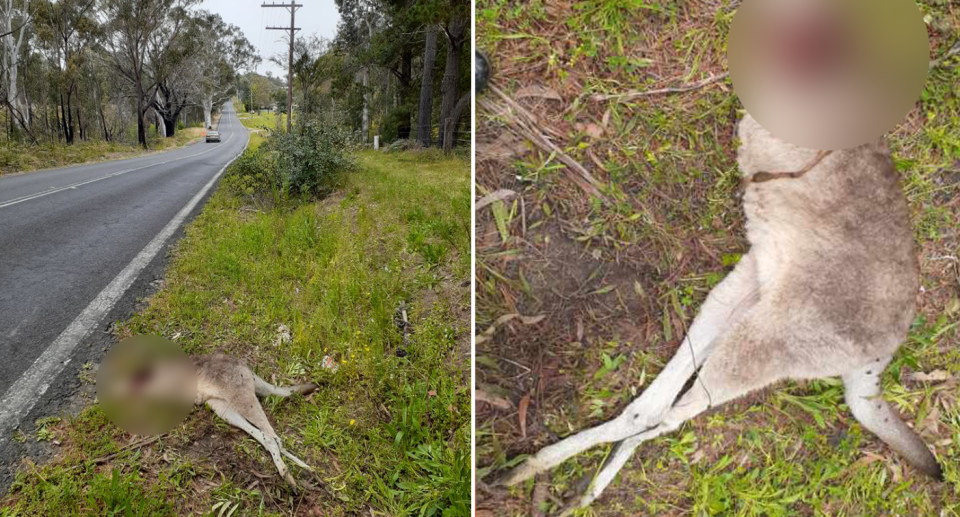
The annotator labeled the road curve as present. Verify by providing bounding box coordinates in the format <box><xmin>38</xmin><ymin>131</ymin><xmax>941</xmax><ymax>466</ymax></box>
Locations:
<box><xmin>0</xmin><ymin>103</ymin><xmax>248</xmax><ymax>468</ymax></box>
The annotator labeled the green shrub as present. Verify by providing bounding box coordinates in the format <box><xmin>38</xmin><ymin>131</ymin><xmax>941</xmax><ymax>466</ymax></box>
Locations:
<box><xmin>268</xmin><ymin>116</ymin><xmax>356</xmax><ymax>196</ymax></box>
<box><xmin>219</xmin><ymin>146</ymin><xmax>278</xmax><ymax>197</ymax></box>
<box><xmin>381</xmin><ymin>105</ymin><xmax>413</xmax><ymax>143</ymax></box>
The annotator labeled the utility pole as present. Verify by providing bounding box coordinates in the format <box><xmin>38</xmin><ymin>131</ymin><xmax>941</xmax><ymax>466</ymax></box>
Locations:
<box><xmin>262</xmin><ymin>0</ymin><xmax>301</xmax><ymax>133</ymax></box>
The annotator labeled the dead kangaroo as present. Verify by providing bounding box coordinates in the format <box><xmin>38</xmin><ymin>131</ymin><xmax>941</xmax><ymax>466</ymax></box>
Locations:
<box><xmin>495</xmin><ymin>113</ymin><xmax>943</xmax><ymax>510</ymax></box>
<box><xmin>193</xmin><ymin>353</ymin><xmax>317</xmax><ymax>490</ymax></box>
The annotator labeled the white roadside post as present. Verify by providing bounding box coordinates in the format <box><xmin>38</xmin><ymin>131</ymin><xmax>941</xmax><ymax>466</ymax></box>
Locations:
<box><xmin>374</xmin><ymin>135</ymin><xmax>380</xmax><ymax>150</ymax></box>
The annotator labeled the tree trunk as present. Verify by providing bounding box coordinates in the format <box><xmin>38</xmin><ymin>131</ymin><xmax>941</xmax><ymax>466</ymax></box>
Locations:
<box><xmin>397</xmin><ymin>44</ymin><xmax>413</xmax><ymax>140</ymax></box>
<box><xmin>361</xmin><ymin>69</ymin><xmax>369</xmax><ymax>143</ymax></box>
<box><xmin>443</xmin><ymin>92</ymin><xmax>470</xmax><ymax>152</ymax></box>
<box><xmin>416</xmin><ymin>25</ymin><xmax>438</xmax><ymax>147</ymax></box>
<box><xmin>65</xmin><ymin>91</ymin><xmax>75</xmax><ymax>144</ymax></box>
<box><xmin>137</xmin><ymin>97</ymin><xmax>148</xmax><ymax>149</ymax></box>
<box><xmin>153</xmin><ymin>87</ymin><xmax>180</xmax><ymax>137</ymax></box>
<box><xmin>163</xmin><ymin>114</ymin><xmax>177</xmax><ymax>137</ymax></box>
<box><xmin>155</xmin><ymin>108</ymin><xmax>166</xmax><ymax>137</ymax></box>
<box><xmin>99</xmin><ymin>105</ymin><xmax>110</xmax><ymax>141</ymax></box>
<box><xmin>2</xmin><ymin>0</ymin><xmax>31</xmax><ymax>133</ymax></box>
<box><xmin>438</xmin><ymin>19</ymin><xmax>465</xmax><ymax>150</ymax></box>
<box><xmin>93</xmin><ymin>79</ymin><xmax>110</xmax><ymax>141</ymax></box>
<box><xmin>55</xmin><ymin>100</ymin><xmax>62</xmax><ymax>141</ymax></box>
<box><xmin>77</xmin><ymin>106</ymin><xmax>84</xmax><ymax>141</ymax></box>
<box><xmin>59</xmin><ymin>93</ymin><xmax>69</xmax><ymax>144</ymax></box>
<box><xmin>202</xmin><ymin>94</ymin><xmax>213</xmax><ymax>129</ymax></box>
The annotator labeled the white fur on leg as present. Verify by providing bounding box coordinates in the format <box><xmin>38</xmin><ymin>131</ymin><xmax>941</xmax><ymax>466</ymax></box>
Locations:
<box><xmin>281</xmin><ymin>447</ymin><xmax>314</xmax><ymax>471</ymax></box>
<box><xmin>207</xmin><ymin>399</ymin><xmax>298</xmax><ymax>489</ymax></box>
<box><xmin>571</xmin><ymin>378</ymin><xmax>736</xmax><ymax>507</ymax></box>
<box><xmin>575</xmin><ymin>434</ymin><xmax>645</xmax><ymax>509</ymax></box>
<box><xmin>499</xmin><ymin>415</ymin><xmax>640</xmax><ymax>485</ymax></box>
<box><xmin>621</xmin><ymin>252</ymin><xmax>759</xmax><ymax>423</ymax></box>
<box><xmin>499</xmin><ymin>254</ymin><xmax>759</xmax><ymax>487</ymax></box>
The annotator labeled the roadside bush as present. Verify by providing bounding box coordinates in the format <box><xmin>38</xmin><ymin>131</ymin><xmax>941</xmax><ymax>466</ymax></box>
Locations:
<box><xmin>268</xmin><ymin>116</ymin><xmax>356</xmax><ymax>196</ymax></box>
<box><xmin>219</xmin><ymin>146</ymin><xmax>278</xmax><ymax>197</ymax></box>
<box><xmin>221</xmin><ymin>117</ymin><xmax>356</xmax><ymax>200</ymax></box>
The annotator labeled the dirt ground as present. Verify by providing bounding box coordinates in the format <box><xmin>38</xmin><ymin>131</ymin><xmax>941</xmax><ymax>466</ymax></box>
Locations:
<box><xmin>475</xmin><ymin>1</ymin><xmax>960</xmax><ymax>515</ymax></box>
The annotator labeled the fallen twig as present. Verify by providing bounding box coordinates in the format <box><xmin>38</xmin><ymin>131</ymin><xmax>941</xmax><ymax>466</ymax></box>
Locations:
<box><xmin>475</xmin><ymin>313</ymin><xmax>546</xmax><ymax>345</ymax></box>
<box><xmin>58</xmin><ymin>434</ymin><xmax>165</xmax><ymax>474</ymax></box>
<box><xmin>482</xmin><ymin>84</ymin><xmax>611</xmax><ymax>204</ymax></box>
<box><xmin>90</xmin><ymin>435</ymin><xmax>162</xmax><ymax>465</ymax></box>
<box><xmin>476</xmin><ymin>389</ymin><xmax>512</xmax><ymax>410</ymax></box>
<box><xmin>929</xmin><ymin>40</ymin><xmax>960</xmax><ymax>70</ymax></box>
<box><xmin>476</xmin><ymin>189</ymin><xmax>517</xmax><ymax>212</ymax></box>
<box><xmin>591</xmin><ymin>72</ymin><xmax>730</xmax><ymax>103</ymax></box>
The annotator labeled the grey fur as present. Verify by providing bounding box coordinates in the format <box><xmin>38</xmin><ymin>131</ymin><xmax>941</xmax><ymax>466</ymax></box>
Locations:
<box><xmin>494</xmin><ymin>114</ymin><xmax>942</xmax><ymax>510</ymax></box>
<box><xmin>193</xmin><ymin>353</ymin><xmax>317</xmax><ymax>491</ymax></box>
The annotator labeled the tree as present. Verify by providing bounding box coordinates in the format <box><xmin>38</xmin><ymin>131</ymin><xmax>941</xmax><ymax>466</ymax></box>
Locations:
<box><xmin>437</xmin><ymin>2</ymin><xmax>467</xmax><ymax>149</ymax></box>
<box><xmin>373</xmin><ymin>0</ymin><xmax>416</xmax><ymax>140</ymax></box>
<box><xmin>100</xmin><ymin>0</ymin><xmax>196</xmax><ymax>148</ymax></box>
<box><xmin>248</xmin><ymin>72</ymin><xmax>276</xmax><ymax>112</ymax></box>
<box><xmin>35</xmin><ymin>0</ymin><xmax>98</xmax><ymax>144</ymax></box>
<box><xmin>1</xmin><ymin>0</ymin><xmax>258</xmax><ymax>146</ymax></box>
<box><xmin>326</xmin><ymin>0</ymin><xmax>471</xmax><ymax>147</ymax></box>
<box><xmin>188</xmin><ymin>12</ymin><xmax>257</xmax><ymax>128</ymax></box>
<box><xmin>152</xmin><ymin>78</ymin><xmax>190</xmax><ymax>136</ymax></box>
<box><xmin>273</xmin><ymin>35</ymin><xmax>328</xmax><ymax>118</ymax></box>
<box><xmin>442</xmin><ymin>90</ymin><xmax>468</xmax><ymax>152</ymax></box>
<box><xmin>273</xmin><ymin>87</ymin><xmax>286</xmax><ymax>114</ymax></box>
<box><xmin>1</xmin><ymin>0</ymin><xmax>33</xmax><ymax>138</ymax></box>
<box><xmin>416</xmin><ymin>23</ymin><xmax>436</xmax><ymax>147</ymax></box>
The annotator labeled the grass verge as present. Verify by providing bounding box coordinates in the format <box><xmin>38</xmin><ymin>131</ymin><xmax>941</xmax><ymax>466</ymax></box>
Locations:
<box><xmin>0</xmin><ymin>136</ymin><xmax>470</xmax><ymax>514</ymax></box>
<box><xmin>0</xmin><ymin>128</ymin><xmax>208</xmax><ymax>177</ymax></box>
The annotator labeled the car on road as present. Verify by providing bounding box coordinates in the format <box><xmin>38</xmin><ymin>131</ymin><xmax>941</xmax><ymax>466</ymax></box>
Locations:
<box><xmin>206</xmin><ymin>130</ymin><xmax>221</xmax><ymax>143</ymax></box>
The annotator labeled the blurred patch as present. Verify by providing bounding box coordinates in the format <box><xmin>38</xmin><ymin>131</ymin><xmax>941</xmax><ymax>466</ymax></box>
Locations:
<box><xmin>96</xmin><ymin>336</ymin><xmax>197</xmax><ymax>436</ymax></box>
<box><xmin>728</xmin><ymin>0</ymin><xmax>929</xmax><ymax>149</ymax></box>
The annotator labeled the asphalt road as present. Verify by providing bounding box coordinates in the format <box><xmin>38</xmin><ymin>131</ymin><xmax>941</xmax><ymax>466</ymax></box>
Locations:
<box><xmin>0</xmin><ymin>103</ymin><xmax>248</xmax><ymax>481</ymax></box>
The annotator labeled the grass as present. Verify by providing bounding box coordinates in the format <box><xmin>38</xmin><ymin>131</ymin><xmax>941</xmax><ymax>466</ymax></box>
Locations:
<box><xmin>476</xmin><ymin>0</ymin><xmax>960</xmax><ymax>515</ymax></box>
<box><xmin>0</xmin><ymin>118</ymin><xmax>471</xmax><ymax>514</ymax></box>
<box><xmin>0</xmin><ymin>127</ymin><xmax>208</xmax><ymax>176</ymax></box>
<box><xmin>235</xmin><ymin>104</ymin><xmax>290</xmax><ymax>151</ymax></box>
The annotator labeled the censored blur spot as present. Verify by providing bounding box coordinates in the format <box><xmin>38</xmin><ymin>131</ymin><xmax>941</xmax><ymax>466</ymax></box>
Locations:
<box><xmin>96</xmin><ymin>336</ymin><xmax>197</xmax><ymax>436</ymax></box>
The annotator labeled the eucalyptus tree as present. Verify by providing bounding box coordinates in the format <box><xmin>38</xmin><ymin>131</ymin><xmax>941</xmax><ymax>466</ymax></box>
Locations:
<box><xmin>370</xmin><ymin>0</ymin><xmax>418</xmax><ymax>140</ymax></box>
<box><xmin>188</xmin><ymin>11</ymin><xmax>258</xmax><ymax>128</ymax></box>
<box><xmin>334</xmin><ymin>0</ymin><xmax>383</xmax><ymax>142</ymax></box>
<box><xmin>34</xmin><ymin>0</ymin><xmax>98</xmax><ymax>144</ymax></box>
<box><xmin>1</xmin><ymin>0</ymin><xmax>34</xmax><ymax>138</ymax></box>
<box><xmin>99</xmin><ymin>0</ymin><xmax>196</xmax><ymax>148</ymax></box>
<box><xmin>327</xmin><ymin>0</ymin><xmax>470</xmax><ymax>147</ymax></box>
<box><xmin>285</xmin><ymin>35</ymin><xmax>330</xmax><ymax>117</ymax></box>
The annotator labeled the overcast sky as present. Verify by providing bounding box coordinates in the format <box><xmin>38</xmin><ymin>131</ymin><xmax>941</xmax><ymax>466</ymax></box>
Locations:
<box><xmin>198</xmin><ymin>0</ymin><xmax>341</xmax><ymax>78</ymax></box>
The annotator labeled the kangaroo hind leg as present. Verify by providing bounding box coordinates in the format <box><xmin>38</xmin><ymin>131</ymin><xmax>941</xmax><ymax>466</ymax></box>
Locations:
<box><xmin>573</xmin><ymin>318</ymin><xmax>791</xmax><ymax>509</ymax></box>
<box><xmin>496</xmin><ymin>252</ymin><xmax>761</xmax><ymax>487</ymax></box>
<box><xmin>206</xmin><ymin>398</ymin><xmax>299</xmax><ymax>490</ymax></box>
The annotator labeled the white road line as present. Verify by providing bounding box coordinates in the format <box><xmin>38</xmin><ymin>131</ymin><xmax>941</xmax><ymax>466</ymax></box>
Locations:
<box><xmin>0</xmin><ymin>116</ymin><xmax>248</xmax><ymax>445</ymax></box>
<box><xmin>0</xmin><ymin>123</ymin><xmax>237</xmax><ymax>210</ymax></box>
